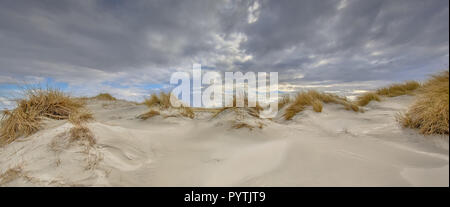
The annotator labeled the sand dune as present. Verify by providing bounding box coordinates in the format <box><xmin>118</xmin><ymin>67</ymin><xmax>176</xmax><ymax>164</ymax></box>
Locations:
<box><xmin>0</xmin><ymin>96</ymin><xmax>448</xmax><ymax>186</ymax></box>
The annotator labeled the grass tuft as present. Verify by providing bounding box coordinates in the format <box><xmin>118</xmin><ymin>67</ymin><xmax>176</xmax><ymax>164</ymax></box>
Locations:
<box><xmin>278</xmin><ymin>96</ymin><xmax>291</xmax><ymax>110</ymax></box>
<box><xmin>141</xmin><ymin>92</ymin><xmax>195</xmax><ymax>119</ymax></box>
<box><xmin>0</xmin><ymin>165</ymin><xmax>23</xmax><ymax>186</ymax></box>
<box><xmin>144</xmin><ymin>92</ymin><xmax>171</xmax><ymax>109</ymax></box>
<box><xmin>69</xmin><ymin>109</ymin><xmax>93</xmax><ymax>125</ymax></box>
<box><xmin>138</xmin><ymin>110</ymin><xmax>160</xmax><ymax>120</ymax></box>
<box><xmin>398</xmin><ymin>71</ymin><xmax>449</xmax><ymax>135</ymax></box>
<box><xmin>283</xmin><ymin>90</ymin><xmax>358</xmax><ymax>120</ymax></box>
<box><xmin>376</xmin><ymin>81</ymin><xmax>420</xmax><ymax>97</ymax></box>
<box><xmin>356</xmin><ymin>92</ymin><xmax>381</xmax><ymax>106</ymax></box>
<box><xmin>93</xmin><ymin>93</ymin><xmax>116</xmax><ymax>101</ymax></box>
<box><xmin>283</xmin><ymin>104</ymin><xmax>305</xmax><ymax>120</ymax></box>
<box><xmin>69</xmin><ymin>125</ymin><xmax>96</xmax><ymax>146</ymax></box>
<box><xmin>180</xmin><ymin>105</ymin><xmax>195</xmax><ymax>119</ymax></box>
<box><xmin>213</xmin><ymin>95</ymin><xmax>264</xmax><ymax>118</ymax></box>
<box><xmin>0</xmin><ymin>88</ymin><xmax>86</xmax><ymax>146</ymax></box>
<box><xmin>231</xmin><ymin>122</ymin><xmax>255</xmax><ymax>130</ymax></box>
<box><xmin>356</xmin><ymin>81</ymin><xmax>421</xmax><ymax>106</ymax></box>
<box><xmin>311</xmin><ymin>99</ymin><xmax>323</xmax><ymax>112</ymax></box>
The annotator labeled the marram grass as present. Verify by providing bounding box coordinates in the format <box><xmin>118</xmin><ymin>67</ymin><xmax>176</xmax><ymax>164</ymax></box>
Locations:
<box><xmin>398</xmin><ymin>71</ymin><xmax>449</xmax><ymax>135</ymax></box>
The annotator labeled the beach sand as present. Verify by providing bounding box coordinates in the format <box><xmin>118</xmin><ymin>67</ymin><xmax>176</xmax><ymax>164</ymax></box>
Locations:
<box><xmin>0</xmin><ymin>95</ymin><xmax>448</xmax><ymax>186</ymax></box>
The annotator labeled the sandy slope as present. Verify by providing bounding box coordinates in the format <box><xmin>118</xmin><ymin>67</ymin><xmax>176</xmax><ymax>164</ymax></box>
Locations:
<box><xmin>0</xmin><ymin>96</ymin><xmax>448</xmax><ymax>186</ymax></box>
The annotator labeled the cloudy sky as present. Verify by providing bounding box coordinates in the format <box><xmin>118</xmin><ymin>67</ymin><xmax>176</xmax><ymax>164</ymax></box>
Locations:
<box><xmin>0</xmin><ymin>0</ymin><xmax>448</xmax><ymax>108</ymax></box>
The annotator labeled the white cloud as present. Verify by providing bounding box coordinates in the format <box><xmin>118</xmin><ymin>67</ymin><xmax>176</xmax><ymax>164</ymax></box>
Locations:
<box><xmin>0</xmin><ymin>76</ymin><xmax>16</xmax><ymax>84</ymax></box>
<box><xmin>337</xmin><ymin>0</ymin><xmax>349</xmax><ymax>10</ymax></box>
<box><xmin>248</xmin><ymin>1</ymin><xmax>261</xmax><ymax>24</ymax></box>
<box><xmin>0</xmin><ymin>97</ymin><xmax>15</xmax><ymax>109</ymax></box>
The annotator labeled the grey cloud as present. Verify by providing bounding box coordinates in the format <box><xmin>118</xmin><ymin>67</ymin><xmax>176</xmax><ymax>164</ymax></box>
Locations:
<box><xmin>0</xmin><ymin>0</ymin><xmax>248</xmax><ymax>78</ymax></box>
<box><xmin>240</xmin><ymin>0</ymin><xmax>448</xmax><ymax>83</ymax></box>
<box><xmin>0</xmin><ymin>0</ymin><xmax>448</xmax><ymax>99</ymax></box>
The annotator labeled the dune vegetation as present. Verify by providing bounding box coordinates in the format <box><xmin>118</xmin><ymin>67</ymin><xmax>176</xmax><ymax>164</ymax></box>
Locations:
<box><xmin>277</xmin><ymin>95</ymin><xmax>291</xmax><ymax>110</ymax></box>
<box><xmin>0</xmin><ymin>165</ymin><xmax>23</xmax><ymax>186</ymax></box>
<box><xmin>283</xmin><ymin>90</ymin><xmax>359</xmax><ymax>120</ymax></box>
<box><xmin>376</xmin><ymin>81</ymin><xmax>421</xmax><ymax>97</ymax></box>
<box><xmin>138</xmin><ymin>109</ymin><xmax>161</xmax><ymax>120</ymax></box>
<box><xmin>212</xmin><ymin>95</ymin><xmax>264</xmax><ymax>119</ymax></box>
<box><xmin>93</xmin><ymin>93</ymin><xmax>117</xmax><ymax>101</ymax></box>
<box><xmin>356</xmin><ymin>92</ymin><xmax>381</xmax><ymax>107</ymax></box>
<box><xmin>0</xmin><ymin>72</ymin><xmax>445</xmax><ymax>146</ymax></box>
<box><xmin>144</xmin><ymin>92</ymin><xmax>171</xmax><ymax>109</ymax></box>
<box><xmin>179</xmin><ymin>105</ymin><xmax>195</xmax><ymax>119</ymax></box>
<box><xmin>0</xmin><ymin>88</ymin><xmax>92</xmax><ymax>146</ymax></box>
<box><xmin>356</xmin><ymin>81</ymin><xmax>421</xmax><ymax>106</ymax></box>
<box><xmin>229</xmin><ymin>95</ymin><xmax>264</xmax><ymax>112</ymax></box>
<box><xmin>141</xmin><ymin>92</ymin><xmax>195</xmax><ymax>119</ymax></box>
<box><xmin>69</xmin><ymin>125</ymin><xmax>96</xmax><ymax>146</ymax></box>
<box><xmin>397</xmin><ymin>71</ymin><xmax>449</xmax><ymax>135</ymax></box>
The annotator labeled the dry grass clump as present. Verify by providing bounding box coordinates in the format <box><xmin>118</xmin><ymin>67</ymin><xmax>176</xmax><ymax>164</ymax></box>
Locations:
<box><xmin>213</xmin><ymin>95</ymin><xmax>264</xmax><ymax>118</ymax></box>
<box><xmin>69</xmin><ymin>109</ymin><xmax>93</xmax><ymax>125</ymax></box>
<box><xmin>211</xmin><ymin>107</ymin><xmax>229</xmax><ymax>118</ymax></box>
<box><xmin>376</xmin><ymin>81</ymin><xmax>420</xmax><ymax>97</ymax></box>
<box><xmin>283</xmin><ymin>90</ymin><xmax>359</xmax><ymax>120</ymax></box>
<box><xmin>93</xmin><ymin>93</ymin><xmax>116</xmax><ymax>101</ymax></box>
<box><xmin>232</xmin><ymin>95</ymin><xmax>264</xmax><ymax>113</ymax></box>
<box><xmin>138</xmin><ymin>110</ymin><xmax>160</xmax><ymax>120</ymax></box>
<box><xmin>283</xmin><ymin>104</ymin><xmax>305</xmax><ymax>120</ymax></box>
<box><xmin>0</xmin><ymin>88</ymin><xmax>86</xmax><ymax>145</ymax></box>
<box><xmin>69</xmin><ymin>125</ymin><xmax>96</xmax><ymax>146</ymax></box>
<box><xmin>141</xmin><ymin>92</ymin><xmax>195</xmax><ymax>119</ymax></box>
<box><xmin>398</xmin><ymin>71</ymin><xmax>449</xmax><ymax>135</ymax></box>
<box><xmin>0</xmin><ymin>165</ymin><xmax>23</xmax><ymax>186</ymax></box>
<box><xmin>355</xmin><ymin>81</ymin><xmax>421</xmax><ymax>106</ymax></box>
<box><xmin>144</xmin><ymin>92</ymin><xmax>171</xmax><ymax>109</ymax></box>
<box><xmin>278</xmin><ymin>96</ymin><xmax>291</xmax><ymax>110</ymax></box>
<box><xmin>232</xmin><ymin>122</ymin><xmax>255</xmax><ymax>130</ymax></box>
<box><xmin>231</xmin><ymin>121</ymin><xmax>265</xmax><ymax>130</ymax></box>
<box><xmin>144</xmin><ymin>94</ymin><xmax>160</xmax><ymax>107</ymax></box>
<box><xmin>356</xmin><ymin>92</ymin><xmax>381</xmax><ymax>106</ymax></box>
<box><xmin>311</xmin><ymin>99</ymin><xmax>323</xmax><ymax>112</ymax></box>
<box><xmin>180</xmin><ymin>105</ymin><xmax>195</xmax><ymax>119</ymax></box>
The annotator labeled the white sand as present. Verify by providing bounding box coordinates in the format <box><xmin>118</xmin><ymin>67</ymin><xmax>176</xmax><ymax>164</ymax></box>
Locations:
<box><xmin>0</xmin><ymin>96</ymin><xmax>448</xmax><ymax>186</ymax></box>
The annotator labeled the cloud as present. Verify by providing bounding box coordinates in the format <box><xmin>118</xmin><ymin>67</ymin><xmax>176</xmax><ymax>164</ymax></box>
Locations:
<box><xmin>241</xmin><ymin>0</ymin><xmax>448</xmax><ymax>82</ymax></box>
<box><xmin>0</xmin><ymin>96</ymin><xmax>16</xmax><ymax>110</ymax></box>
<box><xmin>0</xmin><ymin>0</ymin><xmax>448</xmax><ymax>103</ymax></box>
